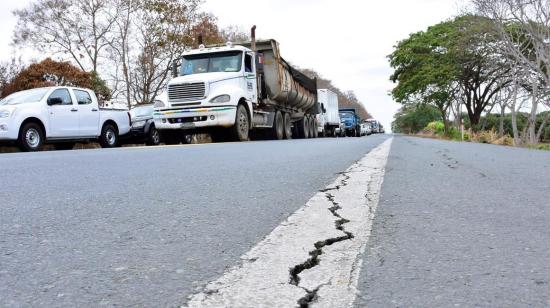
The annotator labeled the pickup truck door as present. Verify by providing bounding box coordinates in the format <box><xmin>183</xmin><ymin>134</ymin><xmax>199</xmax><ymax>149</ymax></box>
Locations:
<box><xmin>47</xmin><ymin>88</ymin><xmax>79</xmax><ymax>138</ymax></box>
<box><xmin>244</xmin><ymin>52</ymin><xmax>257</xmax><ymax>103</ymax></box>
<box><xmin>73</xmin><ymin>89</ymin><xmax>100</xmax><ymax>137</ymax></box>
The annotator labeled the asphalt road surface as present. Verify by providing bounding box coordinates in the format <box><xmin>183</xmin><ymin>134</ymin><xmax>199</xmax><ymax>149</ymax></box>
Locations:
<box><xmin>2</xmin><ymin>135</ymin><xmax>549</xmax><ymax>307</ymax></box>
<box><xmin>0</xmin><ymin>135</ymin><xmax>389</xmax><ymax>307</ymax></box>
<box><xmin>355</xmin><ymin>136</ymin><xmax>550</xmax><ymax>307</ymax></box>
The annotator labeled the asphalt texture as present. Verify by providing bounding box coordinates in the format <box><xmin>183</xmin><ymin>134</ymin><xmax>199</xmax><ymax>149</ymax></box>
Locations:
<box><xmin>0</xmin><ymin>135</ymin><xmax>389</xmax><ymax>307</ymax></box>
<box><xmin>355</xmin><ymin>136</ymin><xmax>550</xmax><ymax>307</ymax></box>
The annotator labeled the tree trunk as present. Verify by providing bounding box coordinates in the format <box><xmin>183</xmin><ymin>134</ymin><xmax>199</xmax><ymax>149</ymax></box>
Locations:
<box><xmin>511</xmin><ymin>101</ymin><xmax>520</xmax><ymax>146</ymax></box>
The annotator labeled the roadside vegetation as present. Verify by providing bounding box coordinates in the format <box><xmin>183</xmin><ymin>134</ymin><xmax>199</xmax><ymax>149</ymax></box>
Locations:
<box><xmin>390</xmin><ymin>1</ymin><xmax>550</xmax><ymax>150</ymax></box>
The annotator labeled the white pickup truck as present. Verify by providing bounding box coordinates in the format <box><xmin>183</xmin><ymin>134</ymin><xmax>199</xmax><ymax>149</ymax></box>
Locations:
<box><xmin>0</xmin><ymin>86</ymin><xmax>131</xmax><ymax>151</ymax></box>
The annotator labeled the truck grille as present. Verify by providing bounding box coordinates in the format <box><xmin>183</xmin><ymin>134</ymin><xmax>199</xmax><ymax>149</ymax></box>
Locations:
<box><xmin>168</xmin><ymin>82</ymin><xmax>206</xmax><ymax>102</ymax></box>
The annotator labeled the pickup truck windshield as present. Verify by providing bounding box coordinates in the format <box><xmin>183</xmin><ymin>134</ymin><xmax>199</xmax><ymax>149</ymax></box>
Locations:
<box><xmin>180</xmin><ymin>51</ymin><xmax>242</xmax><ymax>76</ymax></box>
<box><xmin>0</xmin><ymin>88</ymin><xmax>50</xmax><ymax>105</ymax></box>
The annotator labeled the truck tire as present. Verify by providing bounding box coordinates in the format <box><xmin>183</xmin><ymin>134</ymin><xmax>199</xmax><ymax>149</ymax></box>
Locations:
<box><xmin>146</xmin><ymin>126</ymin><xmax>161</xmax><ymax>146</ymax></box>
<box><xmin>296</xmin><ymin>116</ymin><xmax>308</xmax><ymax>139</ymax></box>
<box><xmin>99</xmin><ymin>124</ymin><xmax>119</xmax><ymax>148</ymax></box>
<box><xmin>283</xmin><ymin>112</ymin><xmax>292</xmax><ymax>139</ymax></box>
<box><xmin>18</xmin><ymin>122</ymin><xmax>44</xmax><ymax>152</ymax></box>
<box><xmin>229</xmin><ymin>104</ymin><xmax>249</xmax><ymax>142</ymax></box>
<box><xmin>271</xmin><ymin>110</ymin><xmax>284</xmax><ymax>140</ymax></box>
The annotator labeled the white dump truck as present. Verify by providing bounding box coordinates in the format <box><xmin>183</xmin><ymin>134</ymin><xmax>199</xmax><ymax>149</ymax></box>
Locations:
<box><xmin>0</xmin><ymin>86</ymin><xmax>131</xmax><ymax>151</ymax></box>
<box><xmin>154</xmin><ymin>27</ymin><xmax>319</xmax><ymax>143</ymax></box>
<box><xmin>316</xmin><ymin>89</ymin><xmax>340</xmax><ymax>137</ymax></box>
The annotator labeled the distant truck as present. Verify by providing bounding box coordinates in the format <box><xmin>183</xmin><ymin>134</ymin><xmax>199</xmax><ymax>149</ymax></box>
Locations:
<box><xmin>339</xmin><ymin>108</ymin><xmax>361</xmax><ymax>137</ymax></box>
<box><xmin>365</xmin><ymin>119</ymin><xmax>383</xmax><ymax>134</ymax></box>
<box><xmin>0</xmin><ymin>86</ymin><xmax>131</xmax><ymax>151</ymax></box>
<box><xmin>316</xmin><ymin>89</ymin><xmax>340</xmax><ymax>137</ymax></box>
<box><xmin>154</xmin><ymin>27</ymin><xmax>319</xmax><ymax>143</ymax></box>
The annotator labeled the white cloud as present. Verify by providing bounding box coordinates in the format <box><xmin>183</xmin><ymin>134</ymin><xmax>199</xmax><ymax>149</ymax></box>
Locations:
<box><xmin>0</xmin><ymin>0</ymin><xmax>461</xmax><ymax>131</ymax></box>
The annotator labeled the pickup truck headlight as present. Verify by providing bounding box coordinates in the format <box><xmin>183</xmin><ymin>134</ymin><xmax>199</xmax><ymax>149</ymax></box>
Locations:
<box><xmin>0</xmin><ymin>109</ymin><xmax>12</xmax><ymax>118</ymax></box>
<box><xmin>210</xmin><ymin>95</ymin><xmax>230</xmax><ymax>104</ymax></box>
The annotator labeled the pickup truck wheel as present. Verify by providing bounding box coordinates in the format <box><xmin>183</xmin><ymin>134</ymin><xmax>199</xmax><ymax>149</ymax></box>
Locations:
<box><xmin>230</xmin><ymin>104</ymin><xmax>249</xmax><ymax>142</ymax></box>
<box><xmin>146</xmin><ymin>126</ymin><xmax>161</xmax><ymax>146</ymax></box>
<box><xmin>272</xmin><ymin>110</ymin><xmax>284</xmax><ymax>140</ymax></box>
<box><xmin>99</xmin><ymin>124</ymin><xmax>119</xmax><ymax>148</ymax></box>
<box><xmin>18</xmin><ymin>123</ymin><xmax>44</xmax><ymax>152</ymax></box>
<box><xmin>283</xmin><ymin>112</ymin><xmax>292</xmax><ymax>139</ymax></box>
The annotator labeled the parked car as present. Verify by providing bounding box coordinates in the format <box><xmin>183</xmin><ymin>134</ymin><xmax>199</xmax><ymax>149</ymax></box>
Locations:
<box><xmin>0</xmin><ymin>87</ymin><xmax>131</xmax><ymax>151</ymax></box>
<box><xmin>360</xmin><ymin>122</ymin><xmax>372</xmax><ymax>136</ymax></box>
<box><xmin>127</xmin><ymin>104</ymin><xmax>161</xmax><ymax>146</ymax></box>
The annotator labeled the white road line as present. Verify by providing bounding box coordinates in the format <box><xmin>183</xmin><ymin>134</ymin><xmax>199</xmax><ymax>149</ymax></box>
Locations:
<box><xmin>185</xmin><ymin>138</ymin><xmax>393</xmax><ymax>308</ymax></box>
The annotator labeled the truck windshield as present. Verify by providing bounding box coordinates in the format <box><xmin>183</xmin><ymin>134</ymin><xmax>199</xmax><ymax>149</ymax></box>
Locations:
<box><xmin>0</xmin><ymin>88</ymin><xmax>50</xmax><ymax>105</ymax></box>
<box><xmin>180</xmin><ymin>51</ymin><xmax>242</xmax><ymax>76</ymax></box>
<box><xmin>340</xmin><ymin>113</ymin><xmax>354</xmax><ymax>119</ymax></box>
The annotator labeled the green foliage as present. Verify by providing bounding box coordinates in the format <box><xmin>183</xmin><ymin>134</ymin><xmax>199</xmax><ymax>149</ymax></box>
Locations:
<box><xmin>392</xmin><ymin>104</ymin><xmax>442</xmax><ymax>134</ymax></box>
<box><xmin>426</xmin><ymin>121</ymin><xmax>445</xmax><ymax>134</ymax></box>
<box><xmin>389</xmin><ymin>15</ymin><xmax>508</xmax><ymax>127</ymax></box>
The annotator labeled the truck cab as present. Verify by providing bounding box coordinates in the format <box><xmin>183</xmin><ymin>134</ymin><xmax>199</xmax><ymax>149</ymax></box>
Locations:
<box><xmin>339</xmin><ymin>108</ymin><xmax>361</xmax><ymax>137</ymax></box>
<box><xmin>154</xmin><ymin>43</ymin><xmax>257</xmax><ymax>142</ymax></box>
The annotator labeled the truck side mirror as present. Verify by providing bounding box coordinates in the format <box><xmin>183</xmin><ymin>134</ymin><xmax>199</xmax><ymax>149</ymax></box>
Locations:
<box><xmin>47</xmin><ymin>97</ymin><xmax>63</xmax><ymax>106</ymax></box>
<box><xmin>171</xmin><ymin>60</ymin><xmax>179</xmax><ymax>78</ymax></box>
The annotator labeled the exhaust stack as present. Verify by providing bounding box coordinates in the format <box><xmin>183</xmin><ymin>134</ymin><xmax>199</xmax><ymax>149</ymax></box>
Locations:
<box><xmin>251</xmin><ymin>25</ymin><xmax>257</xmax><ymax>51</ymax></box>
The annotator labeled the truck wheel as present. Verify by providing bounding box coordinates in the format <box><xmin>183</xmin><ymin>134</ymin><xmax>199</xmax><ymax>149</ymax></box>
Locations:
<box><xmin>271</xmin><ymin>110</ymin><xmax>284</xmax><ymax>140</ymax></box>
<box><xmin>229</xmin><ymin>104</ymin><xmax>249</xmax><ymax>142</ymax></box>
<box><xmin>99</xmin><ymin>124</ymin><xmax>119</xmax><ymax>148</ymax></box>
<box><xmin>296</xmin><ymin>117</ymin><xmax>308</xmax><ymax>139</ymax></box>
<box><xmin>283</xmin><ymin>112</ymin><xmax>292</xmax><ymax>139</ymax></box>
<box><xmin>18</xmin><ymin>122</ymin><xmax>44</xmax><ymax>152</ymax></box>
<box><xmin>146</xmin><ymin>126</ymin><xmax>161</xmax><ymax>146</ymax></box>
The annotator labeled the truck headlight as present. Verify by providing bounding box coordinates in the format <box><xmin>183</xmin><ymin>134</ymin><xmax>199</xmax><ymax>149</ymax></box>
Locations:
<box><xmin>210</xmin><ymin>95</ymin><xmax>230</xmax><ymax>104</ymax></box>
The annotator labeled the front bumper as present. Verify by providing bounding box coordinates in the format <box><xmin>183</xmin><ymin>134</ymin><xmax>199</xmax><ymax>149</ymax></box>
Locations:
<box><xmin>154</xmin><ymin>106</ymin><xmax>237</xmax><ymax>130</ymax></box>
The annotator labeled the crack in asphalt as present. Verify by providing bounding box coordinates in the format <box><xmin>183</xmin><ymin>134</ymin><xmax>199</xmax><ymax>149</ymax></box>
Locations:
<box><xmin>289</xmin><ymin>171</ymin><xmax>356</xmax><ymax>307</ymax></box>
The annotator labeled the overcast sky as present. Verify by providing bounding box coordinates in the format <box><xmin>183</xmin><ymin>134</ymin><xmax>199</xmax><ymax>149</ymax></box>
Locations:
<box><xmin>1</xmin><ymin>0</ymin><xmax>462</xmax><ymax>131</ymax></box>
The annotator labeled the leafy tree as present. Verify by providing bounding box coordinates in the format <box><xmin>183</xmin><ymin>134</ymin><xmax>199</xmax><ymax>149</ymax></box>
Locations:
<box><xmin>389</xmin><ymin>15</ymin><xmax>510</xmax><ymax>131</ymax></box>
<box><xmin>392</xmin><ymin>104</ymin><xmax>442</xmax><ymax>134</ymax></box>
<box><xmin>1</xmin><ymin>58</ymin><xmax>111</xmax><ymax>101</ymax></box>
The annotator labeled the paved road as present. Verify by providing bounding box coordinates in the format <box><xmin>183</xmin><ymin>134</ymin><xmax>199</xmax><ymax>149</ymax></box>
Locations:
<box><xmin>0</xmin><ymin>135</ymin><xmax>389</xmax><ymax>307</ymax></box>
<box><xmin>355</xmin><ymin>136</ymin><xmax>550</xmax><ymax>307</ymax></box>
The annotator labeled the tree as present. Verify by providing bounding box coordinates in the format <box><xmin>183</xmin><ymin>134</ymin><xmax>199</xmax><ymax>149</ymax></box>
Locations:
<box><xmin>13</xmin><ymin>0</ymin><xmax>118</xmax><ymax>73</ymax></box>
<box><xmin>473</xmin><ymin>0</ymin><xmax>550</xmax><ymax>144</ymax></box>
<box><xmin>392</xmin><ymin>104</ymin><xmax>442</xmax><ymax>134</ymax></box>
<box><xmin>389</xmin><ymin>15</ymin><xmax>510</xmax><ymax>131</ymax></box>
<box><xmin>1</xmin><ymin>58</ymin><xmax>111</xmax><ymax>101</ymax></box>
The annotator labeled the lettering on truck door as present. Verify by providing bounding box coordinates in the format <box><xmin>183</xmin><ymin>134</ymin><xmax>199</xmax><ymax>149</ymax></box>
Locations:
<box><xmin>47</xmin><ymin>88</ymin><xmax>79</xmax><ymax>138</ymax></box>
<box><xmin>73</xmin><ymin>89</ymin><xmax>100</xmax><ymax>137</ymax></box>
<box><xmin>244</xmin><ymin>52</ymin><xmax>257</xmax><ymax>102</ymax></box>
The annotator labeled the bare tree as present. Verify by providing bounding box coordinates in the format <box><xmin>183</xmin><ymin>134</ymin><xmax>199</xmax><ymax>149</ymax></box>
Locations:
<box><xmin>473</xmin><ymin>0</ymin><xmax>550</xmax><ymax>144</ymax></box>
<box><xmin>13</xmin><ymin>0</ymin><xmax>118</xmax><ymax>73</ymax></box>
